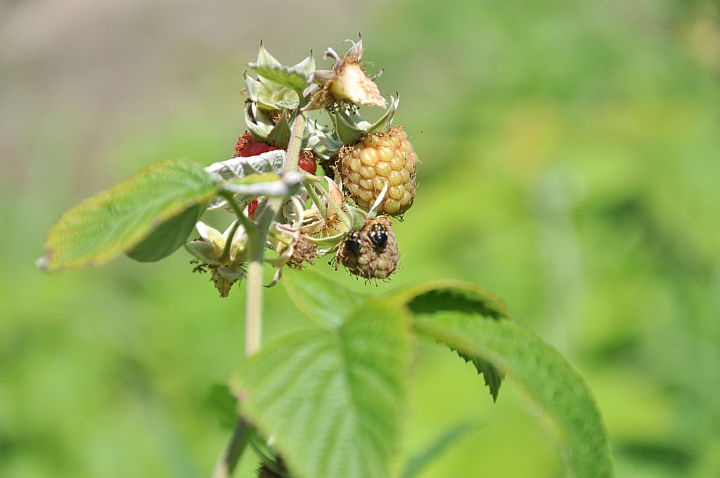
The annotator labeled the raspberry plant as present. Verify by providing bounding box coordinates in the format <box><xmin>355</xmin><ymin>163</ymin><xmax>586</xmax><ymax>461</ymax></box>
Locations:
<box><xmin>37</xmin><ymin>39</ymin><xmax>614</xmax><ymax>477</ymax></box>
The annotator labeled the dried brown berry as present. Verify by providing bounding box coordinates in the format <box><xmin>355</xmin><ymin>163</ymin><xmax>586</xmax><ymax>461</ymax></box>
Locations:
<box><xmin>336</xmin><ymin>216</ymin><xmax>398</xmax><ymax>279</ymax></box>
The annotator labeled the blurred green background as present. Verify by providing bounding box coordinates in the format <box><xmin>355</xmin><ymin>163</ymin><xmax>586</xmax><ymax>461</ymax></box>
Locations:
<box><xmin>2</xmin><ymin>0</ymin><xmax>720</xmax><ymax>476</ymax></box>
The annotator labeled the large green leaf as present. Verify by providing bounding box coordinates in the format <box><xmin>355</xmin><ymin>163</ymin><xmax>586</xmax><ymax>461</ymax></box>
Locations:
<box><xmin>414</xmin><ymin>314</ymin><xmax>615</xmax><ymax>477</ymax></box>
<box><xmin>385</xmin><ymin>281</ymin><xmax>510</xmax><ymax>401</ymax></box>
<box><xmin>38</xmin><ymin>158</ymin><xmax>218</xmax><ymax>272</ymax></box>
<box><xmin>230</xmin><ymin>300</ymin><xmax>412</xmax><ymax>478</ymax></box>
<box><xmin>282</xmin><ymin>269</ymin><xmax>367</xmax><ymax>328</ymax></box>
<box><xmin>125</xmin><ymin>203</ymin><xmax>204</xmax><ymax>262</ymax></box>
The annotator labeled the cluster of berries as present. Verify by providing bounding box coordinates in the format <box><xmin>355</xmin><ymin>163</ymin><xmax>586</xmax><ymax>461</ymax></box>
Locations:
<box><xmin>190</xmin><ymin>39</ymin><xmax>418</xmax><ymax>294</ymax></box>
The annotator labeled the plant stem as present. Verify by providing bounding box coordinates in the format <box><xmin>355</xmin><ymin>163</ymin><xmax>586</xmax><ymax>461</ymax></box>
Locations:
<box><xmin>244</xmin><ymin>235</ymin><xmax>265</xmax><ymax>356</ymax></box>
<box><xmin>211</xmin><ymin>418</ymin><xmax>253</xmax><ymax>478</ymax></box>
<box><xmin>244</xmin><ymin>112</ymin><xmax>307</xmax><ymax>355</ymax></box>
<box><xmin>304</xmin><ymin>180</ymin><xmax>327</xmax><ymax>216</ymax></box>
<box><xmin>211</xmin><ymin>111</ymin><xmax>307</xmax><ymax>478</ymax></box>
<box><xmin>283</xmin><ymin>112</ymin><xmax>306</xmax><ymax>175</ymax></box>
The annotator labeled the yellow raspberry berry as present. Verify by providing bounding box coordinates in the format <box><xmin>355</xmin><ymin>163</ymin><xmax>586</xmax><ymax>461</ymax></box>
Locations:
<box><xmin>339</xmin><ymin>126</ymin><xmax>417</xmax><ymax>216</ymax></box>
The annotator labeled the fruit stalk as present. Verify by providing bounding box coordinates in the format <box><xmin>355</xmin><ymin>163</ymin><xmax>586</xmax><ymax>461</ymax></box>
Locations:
<box><xmin>244</xmin><ymin>112</ymin><xmax>307</xmax><ymax>355</ymax></box>
<box><xmin>211</xmin><ymin>110</ymin><xmax>307</xmax><ymax>478</ymax></box>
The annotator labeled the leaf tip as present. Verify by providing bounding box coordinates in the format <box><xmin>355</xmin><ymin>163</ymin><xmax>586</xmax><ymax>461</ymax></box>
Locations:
<box><xmin>35</xmin><ymin>251</ymin><xmax>52</xmax><ymax>272</ymax></box>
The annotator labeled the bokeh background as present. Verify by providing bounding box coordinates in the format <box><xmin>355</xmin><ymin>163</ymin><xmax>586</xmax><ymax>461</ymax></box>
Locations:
<box><xmin>2</xmin><ymin>0</ymin><xmax>719</xmax><ymax>476</ymax></box>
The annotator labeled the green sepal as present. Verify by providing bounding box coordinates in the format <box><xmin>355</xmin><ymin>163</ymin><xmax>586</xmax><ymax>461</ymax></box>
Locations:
<box><xmin>265</xmin><ymin>112</ymin><xmax>292</xmax><ymax>148</ymax></box>
<box><xmin>307</xmin><ymin>119</ymin><xmax>341</xmax><ymax>161</ymax></box>
<box><xmin>254</xmin><ymin>44</ymin><xmax>282</xmax><ymax>68</ymax></box>
<box><xmin>245</xmin><ymin>46</ymin><xmax>314</xmax><ymax>111</ymax></box>
<box><xmin>344</xmin><ymin>204</ymin><xmax>370</xmax><ymax>231</ymax></box>
<box><xmin>245</xmin><ymin>102</ymin><xmax>276</xmax><ymax>139</ymax></box>
<box><xmin>250</xmin><ymin>51</ymin><xmax>315</xmax><ymax>94</ymax></box>
<box><xmin>332</xmin><ymin>96</ymin><xmax>399</xmax><ymax>145</ymax></box>
<box><xmin>244</xmin><ymin>72</ymin><xmax>300</xmax><ymax>111</ymax></box>
<box><xmin>244</xmin><ymin>103</ymin><xmax>293</xmax><ymax>148</ymax></box>
<box><xmin>126</xmin><ymin>203</ymin><xmax>204</xmax><ymax>262</ymax></box>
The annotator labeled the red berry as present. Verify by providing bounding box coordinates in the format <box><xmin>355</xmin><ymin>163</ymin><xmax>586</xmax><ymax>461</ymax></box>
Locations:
<box><xmin>247</xmin><ymin>198</ymin><xmax>259</xmax><ymax>219</ymax></box>
<box><xmin>298</xmin><ymin>150</ymin><xmax>317</xmax><ymax>175</ymax></box>
<box><xmin>233</xmin><ymin>133</ymin><xmax>278</xmax><ymax>158</ymax></box>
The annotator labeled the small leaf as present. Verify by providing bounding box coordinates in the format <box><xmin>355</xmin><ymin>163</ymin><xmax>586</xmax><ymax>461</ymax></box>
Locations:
<box><xmin>126</xmin><ymin>203</ymin><xmax>204</xmax><ymax>262</ymax></box>
<box><xmin>265</xmin><ymin>112</ymin><xmax>292</xmax><ymax>148</ymax></box>
<box><xmin>385</xmin><ymin>281</ymin><xmax>510</xmax><ymax>400</ymax></box>
<box><xmin>282</xmin><ymin>269</ymin><xmax>367</xmax><ymax>328</ymax></box>
<box><xmin>244</xmin><ymin>72</ymin><xmax>300</xmax><ymax>110</ymax></box>
<box><xmin>38</xmin><ymin>158</ymin><xmax>218</xmax><ymax>272</ymax></box>
<box><xmin>415</xmin><ymin>315</ymin><xmax>615</xmax><ymax>477</ymax></box>
<box><xmin>292</xmin><ymin>54</ymin><xmax>316</xmax><ymax>78</ymax></box>
<box><xmin>230</xmin><ymin>299</ymin><xmax>412</xmax><ymax>478</ymax></box>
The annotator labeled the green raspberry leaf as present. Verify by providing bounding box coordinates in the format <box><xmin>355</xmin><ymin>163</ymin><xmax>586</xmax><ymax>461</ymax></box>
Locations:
<box><xmin>38</xmin><ymin>158</ymin><xmax>218</xmax><ymax>272</ymax></box>
<box><xmin>283</xmin><ymin>269</ymin><xmax>367</xmax><ymax>328</ymax></box>
<box><xmin>414</xmin><ymin>314</ymin><xmax>615</xmax><ymax>478</ymax></box>
<box><xmin>385</xmin><ymin>281</ymin><xmax>510</xmax><ymax>401</ymax></box>
<box><xmin>126</xmin><ymin>203</ymin><xmax>204</xmax><ymax>262</ymax></box>
<box><xmin>230</xmin><ymin>299</ymin><xmax>412</xmax><ymax>478</ymax></box>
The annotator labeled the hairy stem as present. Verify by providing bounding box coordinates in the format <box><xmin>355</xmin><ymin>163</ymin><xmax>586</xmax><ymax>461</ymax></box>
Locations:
<box><xmin>212</xmin><ymin>111</ymin><xmax>307</xmax><ymax>478</ymax></box>
<box><xmin>245</xmin><ymin>113</ymin><xmax>305</xmax><ymax>355</ymax></box>
<box><xmin>283</xmin><ymin>112</ymin><xmax>306</xmax><ymax>175</ymax></box>
<box><xmin>244</xmin><ymin>231</ymin><xmax>265</xmax><ymax>356</ymax></box>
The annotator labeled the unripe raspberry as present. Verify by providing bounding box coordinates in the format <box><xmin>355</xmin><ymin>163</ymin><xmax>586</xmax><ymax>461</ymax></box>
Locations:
<box><xmin>339</xmin><ymin>126</ymin><xmax>417</xmax><ymax>216</ymax></box>
<box><xmin>337</xmin><ymin>216</ymin><xmax>398</xmax><ymax>279</ymax></box>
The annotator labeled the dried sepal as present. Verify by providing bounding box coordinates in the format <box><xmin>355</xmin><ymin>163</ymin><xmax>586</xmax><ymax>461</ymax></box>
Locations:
<box><xmin>307</xmin><ymin>39</ymin><xmax>386</xmax><ymax>110</ymax></box>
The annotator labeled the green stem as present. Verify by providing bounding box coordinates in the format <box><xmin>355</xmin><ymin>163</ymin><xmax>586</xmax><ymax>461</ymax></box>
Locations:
<box><xmin>211</xmin><ymin>418</ymin><xmax>253</xmax><ymax>478</ymax></box>
<box><xmin>244</xmin><ymin>113</ymin><xmax>305</xmax><ymax>354</ymax></box>
<box><xmin>283</xmin><ymin>112</ymin><xmax>306</xmax><ymax>175</ymax></box>
<box><xmin>213</xmin><ymin>107</ymin><xmax>307</xmax><ymax>478</ymax></box>
<box><xmin>244</xmin><ymin>227</ymin><xmax>265</xmax><ymax>357</ymax></box>
<box><xmin>219</xmin><ymin>191</ymin><xmax>257</xmax><ymax>263</ymax></box>
<box><xmin>304</xmin><ymin>180</ymin><xmax>327</xmax><ymax>217</ymax></box>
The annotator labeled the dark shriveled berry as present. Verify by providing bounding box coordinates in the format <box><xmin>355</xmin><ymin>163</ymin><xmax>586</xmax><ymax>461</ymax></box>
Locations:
<box><xmin>336</xmin><ymin>216</ymin><xmax>398</xmax><ymax>280</ymax></box>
